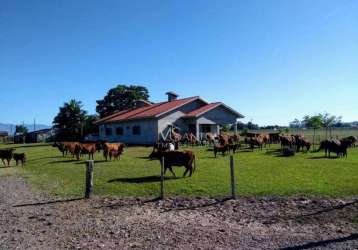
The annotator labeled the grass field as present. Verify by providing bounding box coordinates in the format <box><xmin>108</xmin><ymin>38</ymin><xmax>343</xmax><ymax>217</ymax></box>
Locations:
<box><xmin>1</xmin><ymin>142</ymin><xmax>358</xmax><ymax>198</ymax></box>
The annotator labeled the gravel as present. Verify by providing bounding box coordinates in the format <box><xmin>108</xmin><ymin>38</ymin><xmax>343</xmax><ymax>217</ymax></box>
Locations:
<box><xmin>1</xmin><ymin>175</ymin><xmax>358</xmax><ymax>249</ymax></box>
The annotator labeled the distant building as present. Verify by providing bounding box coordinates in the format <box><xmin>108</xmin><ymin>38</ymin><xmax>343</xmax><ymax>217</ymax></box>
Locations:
<box><xmin>14</xmin><ymin>128</ymin><xmax>54</xmax><ymax>143</ymax></box>
<box><xmin>95</xmin><ymin>92</ymin><xmax>244</xmax><ymax>145</ymax></box>
<box><xmin>0</xmin><ymin>131</ymin><xmax>9</xmax><ymax>143</ymax></box>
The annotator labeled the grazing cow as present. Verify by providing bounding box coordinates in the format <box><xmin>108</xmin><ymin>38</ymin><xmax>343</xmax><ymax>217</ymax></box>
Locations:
<box><xmin>52</xmin><ymin>142</ymin><xmax>68</xmax><ymax>157</ymax></box>
<box><xmin>318</xmin><ymin>139</ymin><xmax>349</xmax><ymax>158</ymax></box>
<box><xmin>205</xmin><ymin>133</ymin><xmax>216</xmax><ymax>146</ymax></box>
<box><xmin>218</xmin><ymin>134</ymin><xmax>230</xmax><ymax>146</ymax></box>
<box><xmin>260</xmin><ymin>134</ymin><xmax>270</xmax><ymax>147</ymax></box>
<box><xmin>62</xmin><ymin>142</ymin><xmax>81</xmax><ymax>158</ymax></box>
<box><xmin>13</xmin><ymin>153</ymin><xmax>26</xmax><ymax>166</ymax></box>
<box><xmin>269</xmin><ymin>133</ymin><xmax>281</xmax><ymax>144</ymax></box>
<box><xmin>109</xmin><ymin>149</ymin><xmax>122</xmax><ymax>161</ymax></box>
<box><xmin>103</xmin><ymin>142</ymin><xmax>124</xmax><ymax>161</ymax></box>
<box><xmin>248</xmin><ymin>136</ymin><xmax>264</xmax><ymax>151</ymax></box>
<box><xmin>294</xmin><ymin>135</ymin><xmax>311</xmax><ymax>152</ymax></box>
<box><xmin>280</xmin><ymin>135</ymin><xmax>295</xmax><ymax>149</ymax></box>
<box><xmin>0</xmin><ymin>148</ymin><xmax>15</xmax><ymax>166</ymax></box>
<box><xmin>78</xmin><ymin>143</ymin><xmax>96</xmax><ymax>160</ymax></box>
<box><xmin>149</xmin><ymin>150</ymin><xmax>196</xmax><ymax>177</ymax></box>
<box><xmin>213</xmin><ymin>144</ymin><xmax>229</xmax><ymax>157</ymax></box>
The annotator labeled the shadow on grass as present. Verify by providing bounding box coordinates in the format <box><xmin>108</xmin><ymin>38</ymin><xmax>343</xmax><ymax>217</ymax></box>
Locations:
<box><xmin>108</xmin><ymin>175</ymin><xmax>179</xmax><ymax>184</ymax></box>
<box><xmin>13</xmin><ymin>197</ymin><xmax>84</xmax><ymax>207</ymax></box>
<box><xmin>265</xmin><ymin>149</ymin><xmax>282</xmax><ymax>156</ymax></box>
<box><xmin>9</xmin><ymin>143</ymin><xmax>51</xmax><ymax>149</ymax></box>
<box><xmin>307</xmin><ymin>156</ymin><xmax>338</xmax><ymax>160</ymax></box>
<box><xmin>279</xmin><ymin>233</ymin><xmax>358</xmax><ymax>250</ymax></box>
<box><xmin>136</xmin><ymin>156</ymin><xmax>152</xmax><ymax>159</ymax></box>
<box><xmin>32</xmin><ymin>156</ymin><xmax>62</xmax><ymax>161</ymax></box>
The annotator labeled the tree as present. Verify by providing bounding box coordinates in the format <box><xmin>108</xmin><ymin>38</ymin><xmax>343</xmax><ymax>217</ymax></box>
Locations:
<box><xmin>15</xmin><ymin>125</ymin><xmax>28</xmax><ymax>135</ymax></box>
<box><xmin>83</xmin><ymin>114</ymin><xmax>99</xmax><ymax>136</ymax></box>
<box><xmin>303</xmin><ymin>115</ymin><xmax>323</xmax><ymax>150</ymax></box>
<box><xmin>321</xmin><ymin>113</ymin><xmax>341</xmax><ymax>139</ymax></box>
<box><xmin>96</xmin><ymin>85</ymin><xmax>150</xmax><ymax>118</ymax></box>
<box><xmin>289</xmin><ymin>119</ymin><xmax>301</xmax><ymax>129</ymax></box>
<box><xmin>53</xmin><ymin>99</ymin><xmax>87</xmax><ymax>140</ymax></box>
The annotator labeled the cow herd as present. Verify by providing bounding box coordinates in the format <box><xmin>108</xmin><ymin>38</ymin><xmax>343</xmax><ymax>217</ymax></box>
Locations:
<box><xmin>155</xmin><ymin>131</ymin><xmax>358</xmax><ymax>160</ymax></box>
<box><xmin>52</xmin><ymin>141</ymin><xmax>124</xmax><ymax>161</ymax></box>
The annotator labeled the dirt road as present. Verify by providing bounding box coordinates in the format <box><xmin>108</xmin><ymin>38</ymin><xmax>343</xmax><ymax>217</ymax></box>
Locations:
<box><xmin>1</xmin><ymin>175</ymin><xmax>358</xmax><ymax>249</ymax></box>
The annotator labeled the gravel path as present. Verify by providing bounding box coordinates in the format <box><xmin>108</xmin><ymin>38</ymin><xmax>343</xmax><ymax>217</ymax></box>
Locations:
<box><xmin>1</xmin><ymin>175</ymin><xmax>358</xmax><ymax>249</ymax></box>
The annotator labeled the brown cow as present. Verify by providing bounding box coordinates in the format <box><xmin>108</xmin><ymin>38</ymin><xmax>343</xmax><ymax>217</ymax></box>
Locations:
<box><xmin>149</xmin><ymin>150</ymin><xmax>196</xmax><ymax>177</ymax></box>
<box><xmin>213</xmin><ymin>144</ymin><xmax>229</xmax><ymax>157</ymax></box>
<box><xmin>62</xmin><ymin>142</ymin><xmax>81</xmax><ymax>159</ymax></box>
<box><xmin>13</xmin><ymin>153</ymin><xmax>26</xmax><ymax>166</ymax></box>
<box><xmin>78</xmin><ymin>143</ymin><xmax>96</xmax><ymax>160</ymax></box>
<box><xmin>248</xmin><ymin>136</ymin><xmax>264</xmax><ymax>151</ymax></box>
<box><xmin>0</xmin><ymin>148</ymin><xmax>15</xmax><ymax>166</ymax></box>
<box><xmin>294</xmin><ymin>135</ymin><xmax>311</xmax><ymax>152</ymax></box>
<box><xmin>103</xmin><ymin>142</ymin><xmax>124</xmax><ymax>161</ymax></box>
<box><xmin>280</xmin><ymin>135</ymin><xmax>295</xmax><ymax>149</ymax></box>
<box><xmin>205</xmin><ymin>133</ymin><xmax>216</xmax><ymax>146</ymax></box>
<box><xmin>108</xmin><ymin>149</ymin><xmax>123</xmax><ymax>161</ymax></box>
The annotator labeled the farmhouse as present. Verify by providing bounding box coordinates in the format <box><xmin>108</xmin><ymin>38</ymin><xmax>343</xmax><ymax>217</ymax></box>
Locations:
<box><xmin>95</xmin><ymin>92</ymin><xmax>244</xmax><ymax>145</ymax></box>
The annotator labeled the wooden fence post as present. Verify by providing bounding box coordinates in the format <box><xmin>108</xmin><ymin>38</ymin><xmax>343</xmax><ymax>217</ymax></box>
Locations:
<box><xmin>230</xmin><ymin>155</ymin><xmax>237</xmax><ymax>199</ymax></box>
<box><xmin>160</xmin><ymin>157</ymin><xmax>164</xmax><ymax>199</ymax></box>
<box><xmin>85</xmin><ymin>160</ymin><xmax>94</xmax><ymax>199</ymax></box>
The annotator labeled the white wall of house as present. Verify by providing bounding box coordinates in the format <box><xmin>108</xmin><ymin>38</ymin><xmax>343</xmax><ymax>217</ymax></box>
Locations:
<box><xmin>99</xmin><ymin>119</ymin><xmax>158</xmax><ymax>144</ymax></box>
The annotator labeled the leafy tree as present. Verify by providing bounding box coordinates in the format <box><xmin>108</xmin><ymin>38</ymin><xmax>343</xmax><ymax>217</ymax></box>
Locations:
<box><xmin>221</xmin><ymin>124</ymin><xmax>230</xmax><ymax>133</ymax></box>
<box><xmin>289</xmin><ymin>119</ymin><xmax>301</xmax><ymax>129</ymax></box>
<box><xmin>15</xmin><ymin>125</ymin><xmax>28</xmax><ymax>135</ymax></box>
<box><xmin>247</xmin><ymin>121</ymin><xmax>259</xmax><ymax>130</ymax></box>
<box><xmin>83</xmin><ymin>114</ymin><xmax>99</xmax><ymax>136</ymax></box>
<box><xmin>321</xmin><ymin>112</ymin><xmax>341</xmax><ymax>139</ymax></box>
<box><xmin>96</xmin><ymin>85</ymin><xmax>150</xmax><ymax>118</ymax></box>
<box><xmin>53</xmin><ymin>99</ymin><xmax>87</xmax><ymax>140</ymax></box>
<box><xmin>303</xmin><ymin>115</ymin><xmax>323</xmax><ymax>150</ymax></box>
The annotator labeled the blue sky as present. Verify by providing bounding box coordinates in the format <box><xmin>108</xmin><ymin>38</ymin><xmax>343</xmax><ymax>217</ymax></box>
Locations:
<box><xmin>1</xmin><ymin>0</ymin><xmax>357</xmax><ymax>126</ymax></box>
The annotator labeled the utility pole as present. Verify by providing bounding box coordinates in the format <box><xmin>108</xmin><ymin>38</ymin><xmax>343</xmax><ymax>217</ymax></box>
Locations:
<box><xmin>22</xmin><ymin>121</ymin><xmax>26</xmax><ymax>144</ymax></box>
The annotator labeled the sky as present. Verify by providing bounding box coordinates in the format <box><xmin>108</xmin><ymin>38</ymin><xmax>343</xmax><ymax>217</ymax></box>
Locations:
<box><xmin>0</xmin><ymin>0</ymin><xmax>357</xmax><ymax>126</ymax></box>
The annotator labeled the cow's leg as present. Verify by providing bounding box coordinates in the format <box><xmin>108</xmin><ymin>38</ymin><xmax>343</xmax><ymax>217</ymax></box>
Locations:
<box><xmin>183</xmin><ymin>167</ymin><xmax>189</xmax><ymax>177</ymax></box>
<box><xmin>188</xmin><ymin>165</ymin><xmax>193</xmax><ymax>177</ymax></box>
<box><xmin>168</xmin><ymin>167</ymin><xmax>176</xmax><ymax>177</ymax></box>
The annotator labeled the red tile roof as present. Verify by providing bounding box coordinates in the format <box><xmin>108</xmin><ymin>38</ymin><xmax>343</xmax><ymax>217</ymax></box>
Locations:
<box><xmin>184</xmin><ymin>102</ymin><xmax>222</xmax><ymax>117</ymax></box>
<box><xmin>95</xmin><ymin>96</ymin><xmax>201</xmax><ymax>124</ymax></box>
<box><xmin>95</xmin><ymin>96</ymin><xmax>244</xmax><ymax>124</ymax></box>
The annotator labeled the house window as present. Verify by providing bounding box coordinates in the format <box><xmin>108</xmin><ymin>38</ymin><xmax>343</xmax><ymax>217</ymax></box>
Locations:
<box><xmin>105</xmin><ymin>127</ymin><xmax>112</xmax><ymax>136</ymax></box>
<box><xmin>116</xmin><ymin>127</ymin><xmax>123</xmax><ymax>135</ymax></box>
<box><xmin>132</xmin><ymin>126</ymin><xmax>141</xmax><ymax>135</ymax></box>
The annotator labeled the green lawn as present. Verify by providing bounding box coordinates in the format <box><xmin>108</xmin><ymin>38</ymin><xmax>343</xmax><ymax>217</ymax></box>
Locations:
<box><xmin>1</xmin><ymin>143</ymin><xmax>358</xmax><ymax>198</ymax></box>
